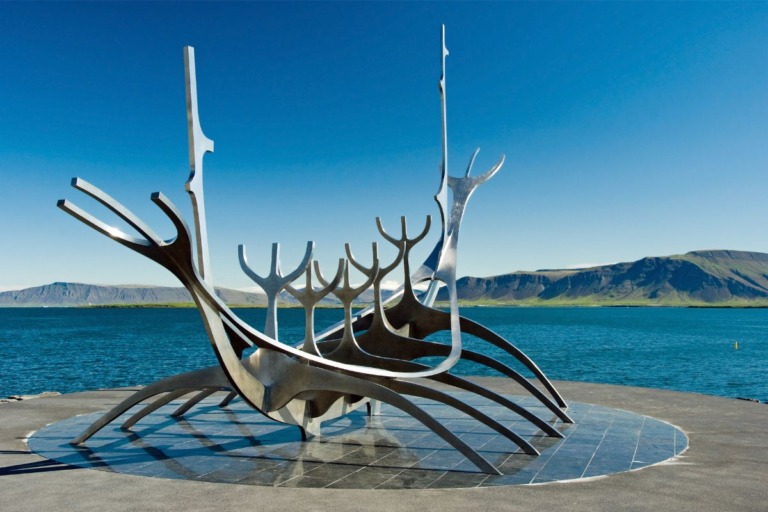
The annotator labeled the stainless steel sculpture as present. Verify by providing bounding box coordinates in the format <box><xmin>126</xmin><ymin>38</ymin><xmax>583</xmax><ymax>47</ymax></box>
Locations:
<box><xmin>59</xmin><ymin>27</ymin><xmax>571</xmax><ymax>475</ymax></box>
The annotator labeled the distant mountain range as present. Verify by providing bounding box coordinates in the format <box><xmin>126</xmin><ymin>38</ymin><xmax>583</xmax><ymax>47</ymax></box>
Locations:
<box><xmin>3</xmin><ymin>250</ymin><xmax>768</xmax><ymax>307</ymax></box>
<box><xmin>436</xmin><ymin>250</ymin><xmax>768</xmax><ymax>306</ymax></box>
<box><xmin>0</xmin><ymin>282</ymin><xmax>270</xmax><ymax>307</ymax></box>
<box><xmin>0</xmin><ymin>282</ymin><xmax>380</xmax><ymax>307</ymax></box>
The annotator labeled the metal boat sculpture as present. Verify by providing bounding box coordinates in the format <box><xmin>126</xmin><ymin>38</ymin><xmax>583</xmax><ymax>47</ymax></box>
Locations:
<box><xmin>59</xmin><ymin>27</ymin><xmax>571</xmax><ymax>475</ymax></box>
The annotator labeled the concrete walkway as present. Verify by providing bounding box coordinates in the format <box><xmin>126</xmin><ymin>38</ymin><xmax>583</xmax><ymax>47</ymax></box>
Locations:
<box><xmin>1</xmin><ymin>379</ymin><xmax>765</xmax><ymax>511</ymax></box>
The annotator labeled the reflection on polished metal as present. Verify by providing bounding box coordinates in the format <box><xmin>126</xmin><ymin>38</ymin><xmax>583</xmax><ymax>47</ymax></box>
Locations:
<box><xmin>58</xmin><ymin>26</ymin><xmax>571</xmax><ymax>475</ymax></box>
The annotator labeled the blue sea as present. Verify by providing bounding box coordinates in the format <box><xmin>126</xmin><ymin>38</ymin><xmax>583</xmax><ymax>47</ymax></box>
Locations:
<box><xmin>0</xmin><ymin>307</ymin><xmax>765</xmax><ymax>401</ymax></box>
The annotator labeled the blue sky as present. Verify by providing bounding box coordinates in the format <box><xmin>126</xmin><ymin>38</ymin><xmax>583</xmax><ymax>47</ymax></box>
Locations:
<box><xmin>1</xmin><ymin>2</ymin><xmax>766</xmax><ymax>291</ymax></box>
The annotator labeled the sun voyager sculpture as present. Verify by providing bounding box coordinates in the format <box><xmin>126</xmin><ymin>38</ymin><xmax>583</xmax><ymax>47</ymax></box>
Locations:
<box><xmin>58</xmin><ymin>27</ymin><xmax>572</xmax><ymax>475</ymax></box>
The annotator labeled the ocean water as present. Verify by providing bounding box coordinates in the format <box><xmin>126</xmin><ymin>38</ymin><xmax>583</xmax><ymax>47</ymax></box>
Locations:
<box><xmin>0</xmin><ymin>307</ymin><xmax>765</xmax><ymax>401</ymax></box>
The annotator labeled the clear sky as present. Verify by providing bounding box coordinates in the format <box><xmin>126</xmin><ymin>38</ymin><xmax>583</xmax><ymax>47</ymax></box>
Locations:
<box><xmin>1</xmin><ymin>2</ymin><xmax>766</xmax><ymax>292</ymax></box>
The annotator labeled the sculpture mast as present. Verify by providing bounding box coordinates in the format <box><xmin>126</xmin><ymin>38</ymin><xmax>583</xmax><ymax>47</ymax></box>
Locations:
<box><xmin>422</xmin><ymin>25</ymin><xmax>450</xmax><ymax>306</ymax></box>
<box><xmin>184</xmin><ymin>47</ymin><xmax>215</xmax><ymax>285</ymax></box>
<box><xmin>439</xmin><ymin>24</ymin><xmax>449</xmax><ymax>204</ymax></box>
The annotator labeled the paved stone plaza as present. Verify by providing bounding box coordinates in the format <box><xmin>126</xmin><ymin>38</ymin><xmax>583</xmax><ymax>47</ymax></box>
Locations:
<box><xmin>1</xmin><ymin>379</ymin><xmax>766</xmax><ymax>511</ymax></box>
<box><xmin>27</xmin><ymin>392</ymin><xmax>686</xmax><ymax>489</ymax></box>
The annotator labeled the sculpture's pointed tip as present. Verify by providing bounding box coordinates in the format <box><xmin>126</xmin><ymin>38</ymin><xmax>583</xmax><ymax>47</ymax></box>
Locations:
<box><xmin>184</xmin><ymin>46</ymin><xmax>194</xmax><ymax>64</ymax></box>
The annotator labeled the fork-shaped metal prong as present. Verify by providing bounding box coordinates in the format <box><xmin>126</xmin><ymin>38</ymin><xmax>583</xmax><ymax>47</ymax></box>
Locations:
<box><xmin>239</xmin><ymin>241</ymin><xmax>313</xmax><ymax>339</ymax></box>
<box><xmin>70</xmin><ymin>178</ymin><xmax>164</xmax><ymax>245</ymax></box>
<box><xmin>59</xmin><ymin>180</ymin><xmax>201</xmax><ymax>293</ymax></box>
<box><xmin>375</xmin><ymin>216</ymin><xmax>432</xmax><ymax>305</ymax></box>
<box><xmin>57</xmin><ymin>180</ymin><xmax>176</xmax><ymax>258</ymax></box>
<box><xmin>57</xmin><ymin>199</ymin><xmax>152</xmax><ymax>254</ymax></box>
<box><xmin>285</xmin><ymin>258</ymin><xmax>344</xmax><ymax>355</ymax></box>
<box><xmin>320</xmin><ymin>245</ymin><xmax>378</xmax><ymax>361</ymax></box>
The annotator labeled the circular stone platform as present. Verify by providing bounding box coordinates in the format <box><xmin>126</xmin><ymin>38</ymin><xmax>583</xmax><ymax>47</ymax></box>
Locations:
<box><xmin>28</xmin><ymin>392</ymin><xmax>686</xmax><ymax>489</ymax></box>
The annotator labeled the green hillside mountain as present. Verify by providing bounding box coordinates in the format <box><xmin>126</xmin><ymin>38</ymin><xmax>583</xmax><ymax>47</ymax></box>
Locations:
<box><xmin>439</xmin><ymin>250</ymin><xmax>768</xmax><ymax>306</ymax></box>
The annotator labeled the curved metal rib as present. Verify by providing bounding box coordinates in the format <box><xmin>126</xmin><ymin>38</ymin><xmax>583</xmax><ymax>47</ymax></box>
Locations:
<box><xmin>230</xmin><ymin>345</ymin><xmax>503</xmax><ymax>475</ymax></box>
<box><xmin>121</xmin><ymin>389</ymin><xmax>196</xmax><ymax>430</ymax></box>
<box><xmin>218</xmin><ymin>391</ymin><xmax>237</xmax><ymax>408</ymax></box>
<box><xmin>313</xmin><ymin>321</ymin><xmax>562</xmax><ymax>441</ymax></box>
<box><xmin>70</xmin><ymin>365</ymin><xmax>230</xmax><ymax>445</ymax></box>
<box><xmin>387</xmin><ymin>379</ymin><xmax>539</xmax><ymax>455</ymax></box>
<box><xmin>375</xmin><ymin>295</ymin><xmax>569</xmax><ymax>414</ymax></box>
<box><xmin>327</xmin><ymin>328</ymin><xmax>568</xmax><ymax>431</ymax></box>
<box><xmin>312</xmin><ymin>331</ymin><xmax>553</xmax><ymax>448</ymax></box>
<box><xmin>67</xmin><ymin>178</ymin><xmax>164</xmax><ymax>245</ymax></box>
<box><xmin>458</xmin><ymin>317</ymin><xmax>567</xmax><ymax>409</ymax></box>
<box><xmin>324</xmin><ymin>331</ymin><xmax>572</xmax><ymax>425</ymax></box>
<box><xmin>459</xmin><ymin>350</ymin><xmax>571</xmax><ymax>423</ymax></box>
<box><xmin>172</xmin><ymin>387</ymin><xmax>224</xmax><ymax>418</ymax></box>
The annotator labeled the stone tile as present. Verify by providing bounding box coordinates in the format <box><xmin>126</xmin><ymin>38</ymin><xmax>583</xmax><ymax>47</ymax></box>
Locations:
<box><xmin>533</xmin><ymin>458</ymin><xmax>593</xmax><ymax>483</ymax></box>
<box><xmin>325</xmin><ymin>466</ymin><xmax>404</xmax><ymax>489</ymax></box>
<box><xmin>303</xmin><ymin>461</ymin><xmax>364</xmax><ymax>481</ymax></box>
<box><xmin>582</xmin><ymin>456</ymin><xmax>633</xmax><ymax>478</ymax></box>
<box><xmin>374</xmin><ymin>468</ymin><xmax>446</xmax><ymax>489</ymax></box>
<box><xmin>482</xmin><ymin>470</ymin><xmax>538</xmax><ymax>486</ymax></box>
<box><xmin>235</xmin><ymin>462</ymin><xmax>297</xmax><ymax>486</ymax></box>
<box><xmin>278</xmin><ymin>474</ymin><xmax>332</xmax><ymax>488</ymax></box>
<box><xmin>196</xmin><ymin>459</ymin><xmax>263</xmax><ymax>483</ymax></box>
<box><xmin>417</xmin><ymin>448</ymin><xmax>468</xmax><ymax>470</ymax></box>
<box><xmin>376</xmin><ymin>446</ymin><xmax>436</xmax><ymax>469</ymax></box>
<box><xmin>427</xmin><ymin>470</ymin><xmax>490</xmax><ymax>488</ymax></box>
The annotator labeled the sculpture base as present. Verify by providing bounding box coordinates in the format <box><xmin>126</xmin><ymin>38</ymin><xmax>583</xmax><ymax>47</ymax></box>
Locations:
<box><xmin>27</xmin><ymin>391</ymin><xmax>685</xmax><ymax>488</ymax></box>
